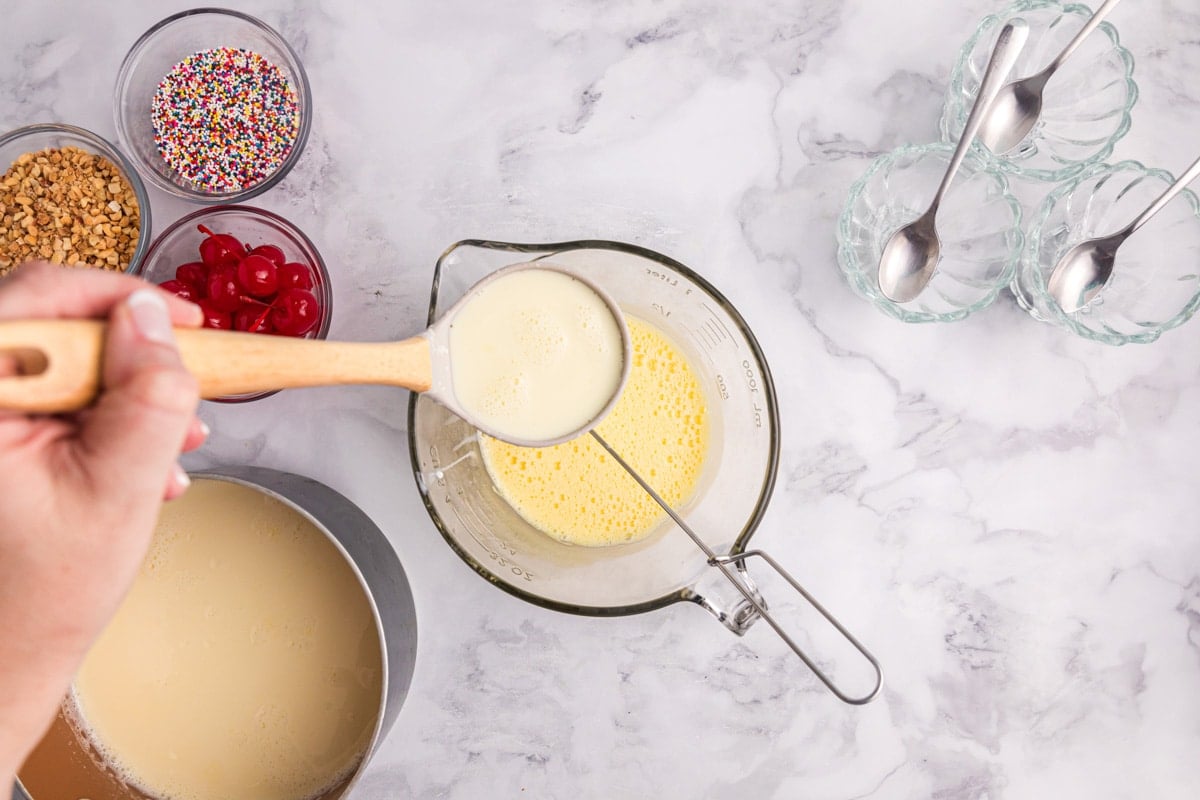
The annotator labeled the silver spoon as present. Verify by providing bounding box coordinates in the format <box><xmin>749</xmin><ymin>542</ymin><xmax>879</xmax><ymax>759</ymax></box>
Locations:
<box><xmin>979</xmin><ymin>0</ymin><xmax>1125</xmax><ymax>155</ymax></box>
<box><xmin>877</xmin><ymin>20</ymin><xmax>1028</xmax><ymax>303</ymax></box>
<box><xmin>1047</xmin><ymin>154</ymin><xmax>1200</xmax><ymax>313</ymax></box>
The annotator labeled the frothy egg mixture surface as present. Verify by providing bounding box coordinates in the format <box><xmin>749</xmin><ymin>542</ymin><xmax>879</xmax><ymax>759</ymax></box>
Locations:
<box><xmin>448</xmin><ymin>267</ymin><xmax>626</xmax><ymax>444</ymax></box>
<box><xmin>480</xmin><ymin>316</ymin><xmax>709</xmax><ymax>546</ymax></box>
<box><xmin>72</xmin><ymin>480</ymin><xmax>383</xmax><ymax>800</ymax></box>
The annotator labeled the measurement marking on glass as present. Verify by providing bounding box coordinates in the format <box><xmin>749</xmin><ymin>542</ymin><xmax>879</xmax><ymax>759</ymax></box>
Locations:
<box><xmin>703</xmin><ymin>319</ymin><xmax>726</xmax><ymax>348</ymax></box>
<box><xmin>701</xmin><ymin>303</ymin><xmax>739</xmax><ymax>351</ymax></box>
<box><xmin>684</xmin><ymin>324</ymin><xmax>720</xmax><ymax>367</ymax></box>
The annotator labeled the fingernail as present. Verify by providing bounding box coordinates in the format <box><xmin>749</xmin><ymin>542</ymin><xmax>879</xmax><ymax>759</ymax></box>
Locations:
<box><xmin>185</xmin><ymin>300</ymin><xmax>204</xmax><ymax>326</ymax></box>
<box><xmin>172</xmin><ymin>463</ymin><xmax>191</xmax><ymax>493</ymax></box>
<box><xmin>198</xmin><ymin>419</ymin><xmax>211</xmax><ymax>438</ymax></box>
<box><xmin>127</xmin><ymin>289</ymin><xmax>176</xmax><ymax>346</ymax></box>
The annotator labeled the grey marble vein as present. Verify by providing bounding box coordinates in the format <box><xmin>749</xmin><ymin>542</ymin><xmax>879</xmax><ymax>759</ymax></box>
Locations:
<box><xmin>4</xmin><ymin>0</ymin><xmax>1200</xmax><ymax>798</ymax></box>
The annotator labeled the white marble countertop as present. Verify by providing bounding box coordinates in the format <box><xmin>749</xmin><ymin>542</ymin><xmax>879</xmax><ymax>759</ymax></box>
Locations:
<box><xmin>5</xmin><ymin>0</ymin><xmax>1200</xmax><ymax>797</ymax></box>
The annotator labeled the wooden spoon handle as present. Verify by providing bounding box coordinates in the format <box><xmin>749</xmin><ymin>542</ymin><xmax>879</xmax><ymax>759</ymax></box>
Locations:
<box><xmin>0</xmin><ymin>320</ymin><xmax>432</xmax><ymax>413</ymax></box>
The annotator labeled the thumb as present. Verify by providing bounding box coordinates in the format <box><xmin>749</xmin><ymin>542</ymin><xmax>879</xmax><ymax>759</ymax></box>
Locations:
<box><xmin>77</xmin><ymin>290</ymin><xmax>199</xmax><ymax>499</ymax></box>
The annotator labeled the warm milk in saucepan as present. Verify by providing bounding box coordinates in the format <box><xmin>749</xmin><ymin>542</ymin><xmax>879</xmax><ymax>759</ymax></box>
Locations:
<box><xmin>448</xmin><ymin>267</ymin><xmax>626</xmax><ymax>444</ymax></box>
<box><xmin>71</xmin><ymin>480</ymin><xmax>382</xmax><ymax>800</ymax></box>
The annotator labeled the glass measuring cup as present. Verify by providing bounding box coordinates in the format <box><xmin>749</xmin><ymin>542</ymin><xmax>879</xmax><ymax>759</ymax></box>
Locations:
<box><xmin>408</xmin><ymin>240</ymin><xmax>881</xmax><ymax>703</ymax></box>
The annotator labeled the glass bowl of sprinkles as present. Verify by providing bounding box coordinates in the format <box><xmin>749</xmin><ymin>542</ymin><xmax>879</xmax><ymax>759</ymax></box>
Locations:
<box><xmin>113</xmin><ymin>8</ymin><xmax>311</xmax><ymax>203</ymax></box>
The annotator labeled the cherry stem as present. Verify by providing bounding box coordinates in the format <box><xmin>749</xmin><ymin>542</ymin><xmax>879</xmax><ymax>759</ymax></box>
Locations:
<box><xmin>252</xmin><ymin>304</ymin><xmax>274</xmax><ymax>330</ymax></box>
<box><xmin>197</xmin><ymin>224</ymin><xmax>216</xmax><ymax>238</ymax></box>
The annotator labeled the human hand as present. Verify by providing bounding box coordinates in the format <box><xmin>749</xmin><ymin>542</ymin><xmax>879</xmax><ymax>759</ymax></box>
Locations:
<box><xmin>0</xmin><ymin>262</ymin><xmax>206</xmax><ymax>779</ymax></box>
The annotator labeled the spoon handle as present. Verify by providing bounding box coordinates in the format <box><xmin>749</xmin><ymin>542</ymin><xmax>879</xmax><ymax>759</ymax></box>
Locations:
<box><xmin>1123</xmin><ymin>154</ymin><xmax>1200</xmax><ymax>239</ymax></box>
<box><xmin>931</xmin><ymin>21</ymin><xmax>1029</xmax><ymax>212</ymax></box>
<box><xmin>1047</xmin><ymin>0</ymin><xmax>1125</xmax><ymax>73</ymax></box>
<box><xmin>0</xmin><ymin>320</ymin><xmax>432</xmax><ymax>413</ymax></box>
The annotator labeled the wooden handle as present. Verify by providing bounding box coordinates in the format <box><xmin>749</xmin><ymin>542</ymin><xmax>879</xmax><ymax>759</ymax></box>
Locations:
<box><xmin>0</xmin><ymin>320</ymin><xmax>432</xmax><ymax>413</ymax></box>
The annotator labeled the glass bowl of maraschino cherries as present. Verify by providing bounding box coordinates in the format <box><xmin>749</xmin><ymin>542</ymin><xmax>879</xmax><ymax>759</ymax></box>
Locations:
<box><xmin>137</xmin><ymin>205</ymin><xmax>332</xmax><ymax>402</ymax></box>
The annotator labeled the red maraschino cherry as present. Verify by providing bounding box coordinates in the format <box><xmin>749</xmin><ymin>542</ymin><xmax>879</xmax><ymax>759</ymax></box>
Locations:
<box><xmin>271</xmin><ymin>288</ymin><xmax>320</xmax><ymax>336</ymax></box>
<box><xmin>159</xmin><ymin>279</ymin><xmax>198</xmax><ymax>303</ymax></box>
<box><xmin>248</xmin><ymin>244</ymin><xmax>286</xmax><ymax>267</ymax></box>
<box><xmin>175</xmin><ymin>262</ymin><xmax>208</xmax><ymax>296</ymax></box>
<box><xmin>236</xmin><ymin>254</ymin><xmax>279</xmax><ymax>298</ymax></box>
<box><xmin>197</xmin><ymin>224</ymin><xmax>245</xmax><ymax>269</ymax></box>
<box><xmin>197</xmin><ymin>300</ymin><xmax>232</xmax><ymax>330</ymax></box>
<box><xmin>157</xmin><ymin>226</ymin><xmax>323</xmax><ymax>337</ymax></box>
<box><xmin>235</xmin><ymin>306</ymin><xmax>275</xmax><ymax>333</ymax></box>
<box><xmin>206</xmin><ymin>267</ymin><xmax>244</xmax><ymax>313</ymax></box>
<box><xmin>277</xmin><ymin>261</ymin><xmax>314</xmax><ymax>291</ymax></box>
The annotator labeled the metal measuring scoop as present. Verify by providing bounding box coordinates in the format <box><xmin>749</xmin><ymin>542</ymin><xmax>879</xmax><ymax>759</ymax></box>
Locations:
<box><xmin>1047</xmin><ymin>154</ymin><xmax>1200</xmax><ymax>314</ymax></box>
<box><xmin>877</xmin><ymin>20</ymin><xmax>1028</xmax><ymax>304</ymax></box>
<box><xmin>978</xmin><ymin>0</ymin><xmax>1125</xmax><ymax>155</ymax></box>
<box><xmin>0</xmin><ymin>263</ymin><xmax>631</xmax><ymax>448</ymax></box>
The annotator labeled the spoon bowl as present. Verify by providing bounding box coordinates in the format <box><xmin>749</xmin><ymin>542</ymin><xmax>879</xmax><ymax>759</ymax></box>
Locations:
<box><xmin>978</xmin><ymin>71</ymin><xmax>1046</xmax><ymax>155</ymax></box>
<box><xmin>978</xmin><ymin>0</ymin><xmax>1124</xmax><ymax>156</ymax></box>
<box><xmin>877</xmin><ymin>211</ymin><xmax>941</xmax><ymax>304</ymax></box>
<box><xmin>1044</xmin><ymin>236</ymin><xmax>1119</xmax><ymax>314</ymax></box>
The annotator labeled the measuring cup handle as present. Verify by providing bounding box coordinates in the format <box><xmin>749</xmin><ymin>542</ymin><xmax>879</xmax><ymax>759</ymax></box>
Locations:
<box><xmin>704</xmin><ymin>549</ymin><xmax>883</xmax><ymax>705</ymax></box>
<box><xmin>587</xmin><ymin>431</ymin><xmax>881</xmax><ymax>705</ymax></box>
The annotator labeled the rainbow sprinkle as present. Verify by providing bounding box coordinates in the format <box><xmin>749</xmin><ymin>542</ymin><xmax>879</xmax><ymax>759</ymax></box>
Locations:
<box><xmin>152</xmin><ymin>47</ymin><xmax>300</xmax><ymax>193</ymax></box>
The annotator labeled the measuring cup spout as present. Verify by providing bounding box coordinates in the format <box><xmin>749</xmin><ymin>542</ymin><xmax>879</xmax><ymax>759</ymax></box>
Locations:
<box><xmin>685</xmin><ymin>566</ymin><xmax>766</xmax><ymax>636</ymax></box>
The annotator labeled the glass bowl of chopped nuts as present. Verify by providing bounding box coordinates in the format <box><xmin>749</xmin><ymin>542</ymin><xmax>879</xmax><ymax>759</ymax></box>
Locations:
<box><xmin>113</xmin><ymin>8</ymin><xmax>312</xmax><ymax>203</ymax></box>
<box><xmin>0</xmin><ymin>122</ymin><xmax>150</xmax><ymax>277</ymax></box>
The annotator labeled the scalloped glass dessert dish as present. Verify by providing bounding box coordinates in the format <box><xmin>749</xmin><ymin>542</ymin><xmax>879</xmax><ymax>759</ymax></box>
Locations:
<box><xmin>837</xmin><ymin>142</ymin><xmax>1023</xmax><ymax>323</ymax></box>
<box><xmin>1013</xmin><ymin>160</ymin><xmax>1200</xmax><ymax>345</ymax></box>
<box><xmin>941</xmin><ymin>0</ymin><xmax>1137</xmax><ymax>183</ymax></box>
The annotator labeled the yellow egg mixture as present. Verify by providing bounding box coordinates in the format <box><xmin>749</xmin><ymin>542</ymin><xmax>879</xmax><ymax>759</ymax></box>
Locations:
<box><xmin>480</xmin><ymin>316</ymin><xmax>709</xmax><ymax>546</ymax></box>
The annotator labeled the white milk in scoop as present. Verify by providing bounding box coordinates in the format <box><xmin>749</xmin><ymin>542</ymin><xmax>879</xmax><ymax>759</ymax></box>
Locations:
<box><xmin>446</xmin><ymin>267</ymin><xmax>627</xmax><ymax>444</ymax></box>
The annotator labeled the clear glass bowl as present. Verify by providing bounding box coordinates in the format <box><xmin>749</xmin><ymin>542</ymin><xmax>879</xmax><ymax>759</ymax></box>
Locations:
<box><xmin>135</xmin><ymin>205</ymin><xmax>332</xmax><ymax>401</ymax></box>
<box><xmin>1013</xmin><ymin>160</ymin><xmax>1200</xmax><ymax>345</ymax></box>
<box><xmin>113</xmin><ymin>8</ymin><xmax>312</xmax><ymax>203</ymax></box>
<box><xmin>0</xmin><ymin>123</ymin><xmax>151</xmax><ymax>273</ymax></box>
<box><xmin>836</xmin><ymin>142</ymin><xmax>1023</xmax><ymax>323</ymax></box>
<box><xmin>940</xmin><ymin>0</ymin><xmax>1137</xmax><ymax>183</ymax></box>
